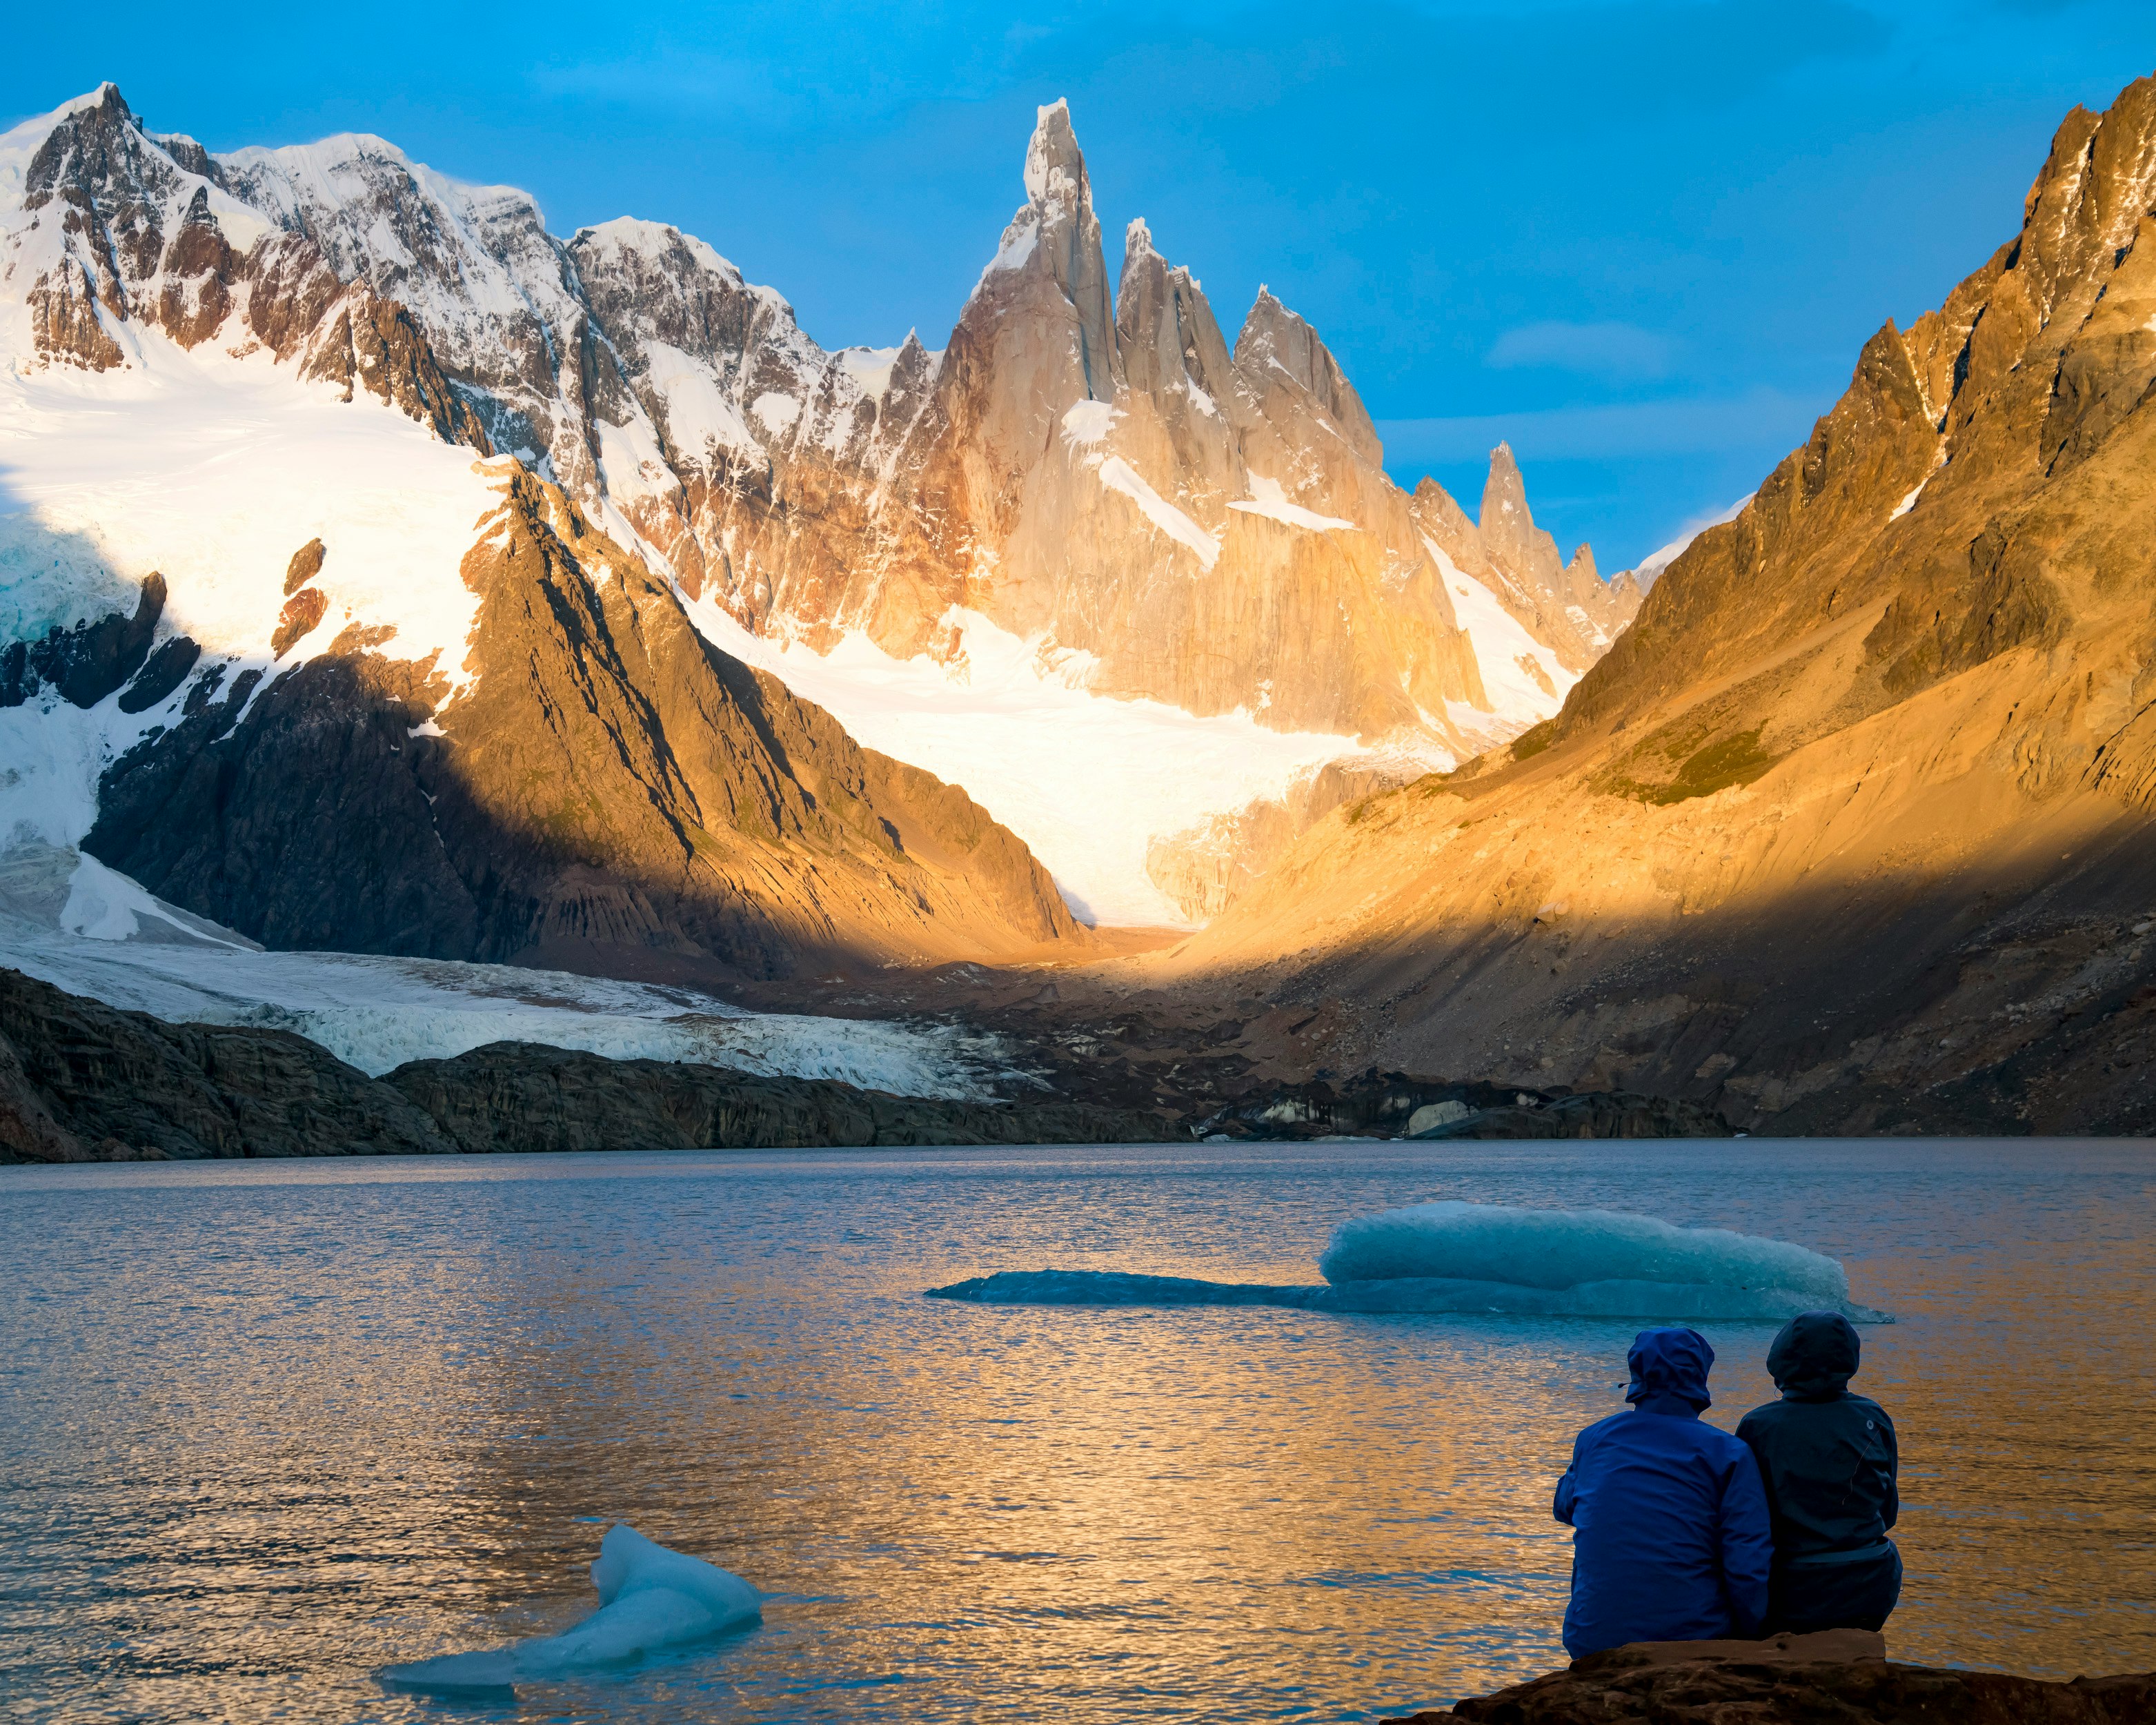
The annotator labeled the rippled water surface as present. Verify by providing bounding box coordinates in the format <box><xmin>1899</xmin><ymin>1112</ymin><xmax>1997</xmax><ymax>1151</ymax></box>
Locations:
<box><xmin>3</xmin><ymin>1140</ymin><xmax>2152</xmax><ymax>1723</ymax></box>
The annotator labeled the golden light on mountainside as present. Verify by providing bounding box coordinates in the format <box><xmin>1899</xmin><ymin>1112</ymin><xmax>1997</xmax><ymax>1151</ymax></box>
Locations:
<box><xmin>1137</xmin><ymin>74</ymin><xmax>2156</xmax><ymax>1135</ymax></box>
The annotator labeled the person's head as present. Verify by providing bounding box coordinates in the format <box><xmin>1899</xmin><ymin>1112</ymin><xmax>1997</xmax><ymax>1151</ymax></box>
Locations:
<box><xmin>1767</xmin><ymin>1310</ymin><xmax>1861</xmax><ymax>1401</ymax></box>
<box><xmin>1625</xmin><ymin>1327</ymin><xmax>1714</xmax><ymax>1413</ymax></box>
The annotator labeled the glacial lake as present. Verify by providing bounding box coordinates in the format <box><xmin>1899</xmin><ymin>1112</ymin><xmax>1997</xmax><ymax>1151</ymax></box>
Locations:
<box><xmin>3</xmin><ymin>1140</ymin><xmax>2151</xmax><ymax>1722</ymax></box>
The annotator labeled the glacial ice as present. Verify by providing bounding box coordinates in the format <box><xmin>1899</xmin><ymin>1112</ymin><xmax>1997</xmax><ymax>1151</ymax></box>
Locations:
<box><xmin>379</xmin><ymin>1525</ymin><xmax>760</xmax><ymax>1693</ymax></box>
<box><xmin>927</xmin><ymin>1201</ymin><xmax>1891</xmax><ymax>1323</ymax></box>
<box><xmin>1318</xmin><ymin>1201</ymin><xmax>1850</xmax><ymax>1301</ymax></box>
<box><xmin>0</xmin><ymin>840</ymin><xmax>1027</xmax><ymax>1097</ymax></box>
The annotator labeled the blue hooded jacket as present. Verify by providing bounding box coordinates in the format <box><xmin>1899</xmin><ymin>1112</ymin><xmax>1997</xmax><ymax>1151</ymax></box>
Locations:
<box><xmin>1553</xmin><ymin>1328</ymin><xmax>1774</xmax><ymax>1657</ymax></box>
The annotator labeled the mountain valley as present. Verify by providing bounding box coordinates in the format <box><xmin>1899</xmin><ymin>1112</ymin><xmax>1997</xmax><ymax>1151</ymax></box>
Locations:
<box><xmin>6</xmin><ymin>71</ymin><xmax>2156</xmax><ymax>1144</ymax></box>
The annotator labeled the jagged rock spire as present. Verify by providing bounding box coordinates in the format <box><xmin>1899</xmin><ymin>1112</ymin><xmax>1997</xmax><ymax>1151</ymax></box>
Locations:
<box><xmin>980</xmin><ymin>98</ymin><xmax>1120</xmax><ymax>400</ymax></box>
<box><xmin>1478</xmin><ymin>442</ymin><xmax>1564</xmax><ymax>589</ymax></box>
<box><xmin>1232</xmin><ymin>287</ymin><xmax>1382</xmax><ymax>463</ymax></box>
<box><xmin>1114</xmin><ymin>215</ymin><xmax>1236</xmax><ymax>408</ymax></box>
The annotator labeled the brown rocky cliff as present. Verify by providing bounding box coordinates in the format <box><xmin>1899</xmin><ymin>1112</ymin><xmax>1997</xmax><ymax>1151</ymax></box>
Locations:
<box><xmin>1149</xmin><ymin>70</ymin><xmax>2156</xmax><ymax>1136</ymax></box>
<box><xmin>84</xmin><ymin>465</ymin><xmax>1089</xmax><ymax>979</ymax></box>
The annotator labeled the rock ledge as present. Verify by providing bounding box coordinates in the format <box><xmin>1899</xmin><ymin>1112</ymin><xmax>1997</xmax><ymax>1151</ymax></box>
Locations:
<box><xmin>1380</xmin><ymin>1630</ymin><xmax>2156</xmax><ymax>1724</ymax></box>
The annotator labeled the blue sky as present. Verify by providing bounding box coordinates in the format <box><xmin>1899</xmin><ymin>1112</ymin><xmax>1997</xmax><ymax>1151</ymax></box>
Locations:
<box><xmin>10</xmin><ymin>2</ymin><xmax>2155</xmax><ymax>569</ymax></box>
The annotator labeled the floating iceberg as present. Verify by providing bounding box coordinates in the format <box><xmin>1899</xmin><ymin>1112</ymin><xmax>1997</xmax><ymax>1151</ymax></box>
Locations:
<box><xmin>927</xmin><ymin>1201</ymin><xmax>1890</xmax><ymax>1323</ymax></box>
<box><xmin>378</xmin><ymin>1525</ymin><xmax>760</xmax><ymax>1694</ymax></box>
<box><xmin>1318</xmin><ymin>1201</ymin><xmax>1851</xmax><ymax>1301</ymax></box>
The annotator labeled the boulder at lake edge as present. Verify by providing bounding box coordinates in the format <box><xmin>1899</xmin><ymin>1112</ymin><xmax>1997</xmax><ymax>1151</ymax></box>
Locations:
<box><xmin>1378</xmin><ymin>1630</ymin><xmax>2156</xmax><ymax>1724</ymax></box>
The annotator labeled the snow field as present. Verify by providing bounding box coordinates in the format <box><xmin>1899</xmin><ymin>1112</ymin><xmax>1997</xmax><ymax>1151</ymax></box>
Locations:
<box><xmin>0</xmin><ymin>322</ymin><xmax>502</xmax><ymax>682</ymax></box>
<box><xmin>684</xmin><ymin>598</ymin><xmax>1359</xmax><ymax>927</ymax></box>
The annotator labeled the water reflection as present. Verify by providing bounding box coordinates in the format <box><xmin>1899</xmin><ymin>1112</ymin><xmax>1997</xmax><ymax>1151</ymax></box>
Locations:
<box><xmin>1</xmin><ymin>1141</ymin><xmax>2151</xmax><ymax>1723</ymax></box>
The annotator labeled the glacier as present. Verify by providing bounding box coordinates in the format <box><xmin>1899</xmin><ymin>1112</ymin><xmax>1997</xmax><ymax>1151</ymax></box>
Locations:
<box><xmin>379</xmin><ymin>1525</ymin><xmax>760</xmax><ymax>1694</ymax></box>
<box><xmin>0</xmin><ymin>840</ymin><xmax>1029</xmax><ymax>1096</ymax></box>
<box><xmin>682</xmin><ymin>595</ymin><xmax>1369</xmax><ymax>928</ymax></box>
<box><xmin>927</xmin><ymin>1200</ymin><xmax>1891</xmax><ymax>1323</ymax></box>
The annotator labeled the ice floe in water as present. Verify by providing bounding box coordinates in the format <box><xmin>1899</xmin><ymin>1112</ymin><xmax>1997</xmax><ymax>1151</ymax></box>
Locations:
<box><xmin>379</xmin><ymin>1525</ymin><xmax>760</xmax><ymax>1693</ymax></box>
<box><xmin>1318</xmin><ymin>1201</ymin><xmax>1850</xmax><ymax>1301</ymax></box>
<box><xmin>927</xmin><ymin>1201</ymin><xmax>1891</xmax><ymax>1323</ymax></box>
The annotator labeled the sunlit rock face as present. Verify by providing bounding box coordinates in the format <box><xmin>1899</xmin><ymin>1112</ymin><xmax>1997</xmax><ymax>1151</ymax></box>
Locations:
<box><xmin>1161</xmin><ymin>72</ymin><xmax>2156</xmax><ymax>1136</ymax></box>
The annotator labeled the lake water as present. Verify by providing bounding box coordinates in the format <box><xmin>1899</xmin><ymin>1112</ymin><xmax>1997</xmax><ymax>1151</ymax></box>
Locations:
<box><xmin>3</xmin><ymin>1140</ymin><xmax>2151</xmax><ymax>1723</ymax></box>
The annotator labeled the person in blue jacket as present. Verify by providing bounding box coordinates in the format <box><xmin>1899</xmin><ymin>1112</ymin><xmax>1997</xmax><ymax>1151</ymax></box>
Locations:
<box><xmin>1553</xmin><ymin>1327</ymin><xmax>1773</xmax><ymax>1657</ymax></box>
<box><xmin>1736</xmin><ymin>1310</ymin><xmax>1901</xmax><ymax>1634</ymax></box>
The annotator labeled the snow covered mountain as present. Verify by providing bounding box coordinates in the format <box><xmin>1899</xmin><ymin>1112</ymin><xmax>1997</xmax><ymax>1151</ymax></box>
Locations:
<box><xmin>0</xmin><ymin>83</ymin><xmax>1635</xmax><ymax>939</ymax></box>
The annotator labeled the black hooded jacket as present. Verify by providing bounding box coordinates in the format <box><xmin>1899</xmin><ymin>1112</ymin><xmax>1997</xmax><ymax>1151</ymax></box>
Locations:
<box><xmin>1735</xmin><ymin>1312</ymin><xmax>1899</xmax><ymax>1561</ymax></box>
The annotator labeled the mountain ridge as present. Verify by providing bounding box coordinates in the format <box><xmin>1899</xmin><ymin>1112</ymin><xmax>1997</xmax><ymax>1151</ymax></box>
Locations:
<box><xmin>1</xmin><ymin>79</ymin><xmax>1640</xmax><ymax>939</ymax></box>
<box><xmin>8</xmin><ymin>83</ymin><xmax>1633</xmax><ymax>748</ymax></box>
<box><xmin>1144</xmin><ymin>70</ymin><xmax>2156</xmax><ymax>1134</ymax></box>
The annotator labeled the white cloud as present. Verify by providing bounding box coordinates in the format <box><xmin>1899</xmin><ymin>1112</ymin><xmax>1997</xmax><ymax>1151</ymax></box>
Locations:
<box><xmin>1374</xmin><ymin>386</ymin><xmax>1822</xmax><ymax>464</ymax></box>
<box><xmin>1486</xmin><ymin>319</ymin><xmax>1678</xmax><ymax>382</ymax></box>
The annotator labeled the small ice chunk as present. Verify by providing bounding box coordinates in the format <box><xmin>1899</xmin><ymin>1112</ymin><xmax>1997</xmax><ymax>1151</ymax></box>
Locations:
<box><xmin>379</xmin><ymin>1524</ymin><xmax>760</xmax><ymax>1693</ymax></box>
<box><xmin>1405</xmin><ymin>1101</ymin><xmax>1470</xmax><ymax>1136</ymax></box>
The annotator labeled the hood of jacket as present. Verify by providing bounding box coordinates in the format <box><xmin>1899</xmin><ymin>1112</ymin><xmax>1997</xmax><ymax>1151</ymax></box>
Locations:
<box><xmin>1767</xmin><ymin>1310</ymin><xmax>1861</xmax><ymax>1401</ymax></box>
<box><xmin>1625</xmin><ymin>1327</ymin><xmax>1714</xmax><ymax>1414</ymax></box>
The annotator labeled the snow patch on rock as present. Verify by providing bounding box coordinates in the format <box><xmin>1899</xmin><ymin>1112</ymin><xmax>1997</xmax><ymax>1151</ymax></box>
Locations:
<box><xmin>1424</xmin><ymin>539</ymin><xmax>1576</xmax><ymax>729</ymax></box>
<box><xmin>1096</xmin><ymin>457</ymin><xmax>1220</xmax><ymax>569</ymax></box>
<box><xmin>1230</xmin><ymin>474</ymin><xmax>1355</xmax><ymax>532</ymax></box>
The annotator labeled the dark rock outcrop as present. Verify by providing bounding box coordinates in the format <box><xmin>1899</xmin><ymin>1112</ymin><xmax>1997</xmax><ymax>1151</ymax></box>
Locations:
<box><xmin>1415</xmin><ymin>1091</ymin><xmax>1732</xmax><ymax>1141</ymax></box>
<box><xmin>0</xmin><ymin>573</ymin><xmax>166</xmax><ymax>709</ymax></box>
<box><xmin>1380</xmin><ymin>1630</ymin><xmax>2156</xmax><ymax>1724</ymax></box>
<box><xmin>386</xmin><ymin>1041</ymin><xmax>1164</xmax><ymax>1153</ymax></box>
<box><xmin>270</xmin><ymin>586</ymin><xmax>327</xmax><ymax>657</ymax></box>
<box><xmin>282</xmin><ymin>538</ymin><xmax>326</xmax><ymax>595</ymax></box>
<box><xmin>0</xmin><ymin>967</ymin><xmax>453</xmax><ymax>1159</ymax></box>
<box><xmin>1194</xmin><ymin>1071</ymin><xmax>1730</xmax><ymax>1141</ymax></box>
<box><xmin>116</xmin><ymin>633</ymin><xmax>201</xmax><ymax>712</ymax></box>
<box><xmin>0</xmin><ymin>969</ymin><xmax>1165</xmax><ymax>1164</ymax></box>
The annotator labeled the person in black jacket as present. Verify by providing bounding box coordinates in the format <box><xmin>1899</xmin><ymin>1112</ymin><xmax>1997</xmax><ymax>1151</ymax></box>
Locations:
<box><xmin>1735</xmin><ymin>1310</ymin><xmax>1901</xmax><ymax>1633</ymax></box>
